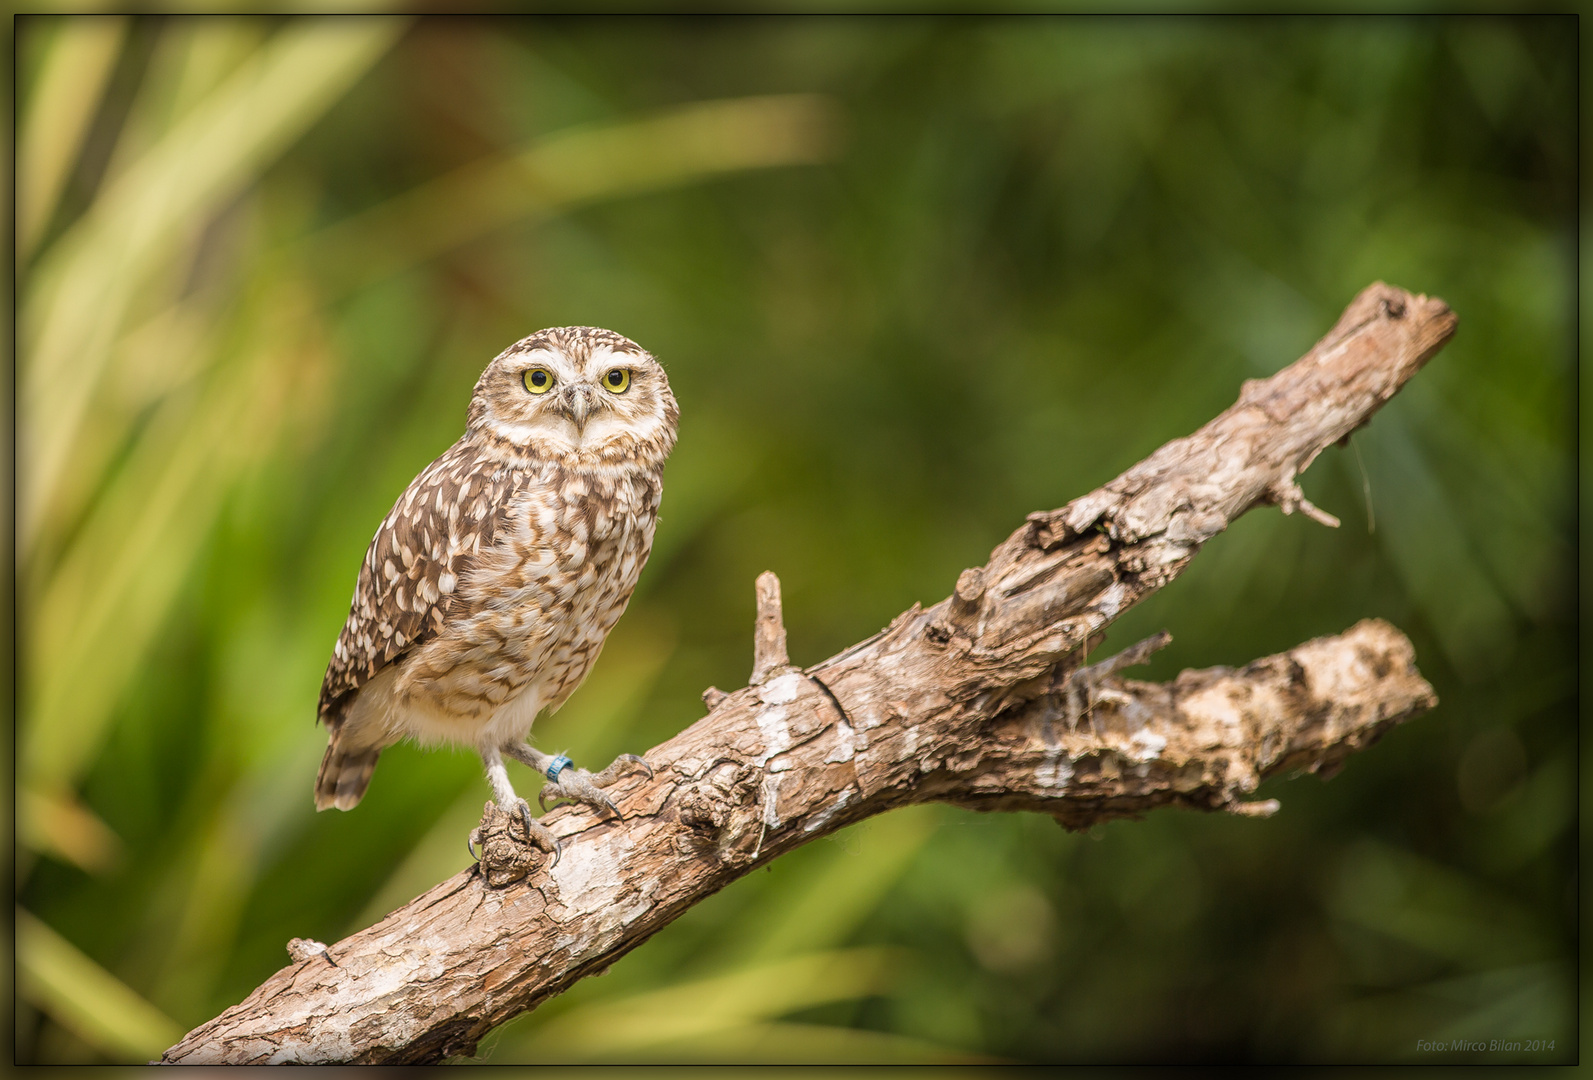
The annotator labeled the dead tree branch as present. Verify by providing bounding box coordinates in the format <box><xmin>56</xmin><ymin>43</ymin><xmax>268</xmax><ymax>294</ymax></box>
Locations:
<box><xmin>161</xmin><ymin>281</ymin><xmax>1455</xmax><ymax>1064</ymax></box>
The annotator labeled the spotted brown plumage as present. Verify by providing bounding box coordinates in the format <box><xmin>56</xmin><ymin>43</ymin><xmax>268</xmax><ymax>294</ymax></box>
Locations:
<box><xmin>316</xmin><ymin>443</ymin><xmax>531</xmax><ymax>731</ymax></box>
<box><xmin>314</xmin><ymin>326</ymin><xmax>677</xmax><ymax>829</ymax></box>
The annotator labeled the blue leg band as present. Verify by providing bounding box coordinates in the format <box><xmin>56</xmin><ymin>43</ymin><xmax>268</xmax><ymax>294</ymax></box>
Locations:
<box><xmin>546</xmin><ymin>755</ymin><xmax>573</xmax><ymax>782</ymax></box>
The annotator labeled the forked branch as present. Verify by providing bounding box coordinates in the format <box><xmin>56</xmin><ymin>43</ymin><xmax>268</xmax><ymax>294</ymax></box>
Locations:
<box><xmin>162</xmin><ymin>282</ymin><xmax>1455</xmax><ymax>1064</ymax></box>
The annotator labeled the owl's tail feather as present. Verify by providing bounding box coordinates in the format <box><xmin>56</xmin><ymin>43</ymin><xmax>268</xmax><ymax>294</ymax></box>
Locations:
<box><xmin>315</xmin><ymin>738</ymin><xmax>381</xmax><ymax>811</ymax></box>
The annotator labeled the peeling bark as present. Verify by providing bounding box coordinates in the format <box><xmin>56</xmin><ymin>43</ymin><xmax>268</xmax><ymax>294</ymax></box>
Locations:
<box><xmin>161</xmin><ymin>282</ymin><xmax>1455</xmax><ymax>1064</ymax></box>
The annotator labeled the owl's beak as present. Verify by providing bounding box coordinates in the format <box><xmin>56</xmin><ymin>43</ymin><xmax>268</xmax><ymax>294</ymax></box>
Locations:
<box><xmin>560</xmin><ymin>384</ymin><xmax>596</xmax><ymax>428</ymax></box>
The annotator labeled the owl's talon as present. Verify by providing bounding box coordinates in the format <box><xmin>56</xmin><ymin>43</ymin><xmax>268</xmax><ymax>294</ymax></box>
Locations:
<box><xmin>539</xmin><ymin>765</ymin><xmax>628</xmax><ymax>817</ymax></box>
<box><xmin>513</xmin><ymin>800</ymin><xmax>538</xmax><ymax>843</ymax></box>
<box><xmin>530</xmin><ymin>808</ymin><xmax>562</xmax><ymax>864</ymax></box>
<box><xmin>593</xmin><ymin>753</ymin><xmax>652</xmax><ymax>785</ymax></box>
<box><xmin>467</xmin><ymin>831</ymin><xmax>479</xmax><ymax>862</ymax></box>
<box><xmin>541</xmin><ymin>783</ymin><xmax>614</xmax><ymax>815</ymax></box>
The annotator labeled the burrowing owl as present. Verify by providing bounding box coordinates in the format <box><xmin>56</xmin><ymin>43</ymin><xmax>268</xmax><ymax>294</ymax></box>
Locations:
<box><xmin>315</xmin><ymin>326</ymin><xmax>677</xmax><ymax>850</ymax></box>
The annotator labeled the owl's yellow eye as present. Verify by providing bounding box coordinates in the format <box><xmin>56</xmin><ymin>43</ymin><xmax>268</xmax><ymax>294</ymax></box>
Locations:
<box><xmin>603</xmin><ymin>368</ymin><xmax>631</xmax><ymax>393</ymax></box>
<box><xmin>523</xmin><ymin>368</ymin><xmax>553</xmax><ymax>394</ymax></box>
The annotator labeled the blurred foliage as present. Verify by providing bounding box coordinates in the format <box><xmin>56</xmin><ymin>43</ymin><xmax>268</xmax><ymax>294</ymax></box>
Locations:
<box><xmin>15</xmin><ymin>16</ymin><xmax>1574</xmax><ymax>1065</ymax></box>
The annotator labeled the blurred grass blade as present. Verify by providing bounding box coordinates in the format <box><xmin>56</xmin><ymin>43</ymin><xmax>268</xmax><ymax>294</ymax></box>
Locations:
<box><xmin>22</xmin><ymin>284</ymin><xmax>324</xmax><ymax>800</ymax></box>
<box><xmin>17</xmin><ymin>16</ymin><xmax>128</xmax><ymax>261</ymax></box>
<box><xmin>150</xmin><ymin>800</ymin><xmax>262</xmax><ymax>1019</ymax></box>
<box><xmin>306</xmin><ymin>93</ymin><xmax>842</xmax><ymax>290</ymax></box>
<box><xmin>17</xmin><ymin>907</ymin><xmax>185</xmax><ymax>1062</ymax></box>
<box><xmin>20</xmin><ymin>18</ymin><xmax>406</xmax><ymax>558</ymax></box>
<box><xmin>96</xmin><ymin>21</ymin><xmax>269</xmax><ymax>197</ymax></box>
<box><xmin>18</xmin><ymin>786</ymin><xmax>124</xmax><ymax>874</ymax></box>
<box><xmin>21</xmin><ymin>21</ymin><xmax>266</xmax><ymax>562</ymax></box>
<box><xmin>525</xmin><ymin>947</ymin><xmax>901</xmax><ymax>1057</ymax></box>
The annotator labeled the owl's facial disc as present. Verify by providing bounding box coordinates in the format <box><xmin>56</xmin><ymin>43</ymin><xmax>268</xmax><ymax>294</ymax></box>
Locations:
<box><xmin>473</xmin><ymin>337</ymin><xmax>670</xmax><ymax>457</ymax></box>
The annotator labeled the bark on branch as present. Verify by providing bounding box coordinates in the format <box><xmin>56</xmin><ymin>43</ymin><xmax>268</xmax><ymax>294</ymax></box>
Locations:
<box><xmin>162</xmin><ymin>282</ymin><xmax>1455</xmax><ymax>1064</ymax></box>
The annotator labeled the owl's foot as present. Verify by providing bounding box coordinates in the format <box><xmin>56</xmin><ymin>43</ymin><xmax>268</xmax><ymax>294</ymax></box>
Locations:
<box><xmin>537</xmin><ymin>753</ymin><xmax>653</xmax><ymax>816</ymax></box>
<box><xmin>468</xmin><ymin>799</ymin><xmax>560</xmax><ymax>857</ymax></box>
<box><xmin>470</xmin><ymin>800</ymin><xmax>560</xmax><ymax>886</ymax></box>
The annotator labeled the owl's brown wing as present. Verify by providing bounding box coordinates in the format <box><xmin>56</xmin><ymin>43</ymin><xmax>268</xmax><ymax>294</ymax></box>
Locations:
<box><xmin>317</xmin><ymin>438</ymin><xmax>533</xmax><ymax>731</ymax></box>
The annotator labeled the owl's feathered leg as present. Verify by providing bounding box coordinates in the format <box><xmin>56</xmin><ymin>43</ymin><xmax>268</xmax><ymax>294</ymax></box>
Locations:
<box><xmin>476</xmin><ymin>747</ymin><xmax>560</xmax><ymax>858</ymax></box>
<box><xmin>505</xmin><ymin>744</ymin><xmax>652</xmax><ymax>815</ymax></box>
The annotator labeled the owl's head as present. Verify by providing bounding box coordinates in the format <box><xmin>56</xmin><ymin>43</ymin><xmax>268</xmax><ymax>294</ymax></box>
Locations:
<box><xmin>467</xmin><ymin>326</ymin><xmax>678</xmax><ymax>462</ymax></box>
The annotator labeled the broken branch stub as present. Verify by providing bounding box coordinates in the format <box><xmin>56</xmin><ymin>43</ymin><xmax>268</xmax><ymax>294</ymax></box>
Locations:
<box><xmin>750</xmin><ymin>570</ymin><xmax>792</xmax><ymax>685</ymax></box>
<box><xmin>160</xmin><ymin>282</ymin><xmax>1454</xmax><ymax>1064</ymax></box>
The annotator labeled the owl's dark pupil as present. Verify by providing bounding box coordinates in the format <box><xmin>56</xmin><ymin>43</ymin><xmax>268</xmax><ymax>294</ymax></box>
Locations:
<box><xmin>530</xmin><ymin>370</ymin><xmax>547</xmax><ymax>387</ymax></box>
<box><xmin>607</xmin><ymin>371</ymin><xmax>623</xmax><ymax>385</ymax></box>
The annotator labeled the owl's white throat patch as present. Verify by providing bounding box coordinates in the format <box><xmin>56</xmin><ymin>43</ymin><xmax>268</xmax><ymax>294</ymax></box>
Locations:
<box><xmin>487</xmin><ymin>406</ymin><xmax>651</xmax><ymax>455</ymax></box>
<box><xmin>488</xmin><ymin>415</ymin><xmax>577</xmax><ymax>449</ymax></box>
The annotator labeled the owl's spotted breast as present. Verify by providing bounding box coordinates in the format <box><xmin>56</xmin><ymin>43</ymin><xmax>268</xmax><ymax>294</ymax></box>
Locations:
<box><xmin>393</xmin><ymin>461</ymin><xmax>663</xmax><ymax>746</ymax></box>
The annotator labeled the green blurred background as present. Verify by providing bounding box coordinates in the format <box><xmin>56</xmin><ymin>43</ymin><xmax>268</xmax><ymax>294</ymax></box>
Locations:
<box><xmin>15</xmin><ymin>15</ymin><xmax>1576</xmax><ymax>1065</ymax></box>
